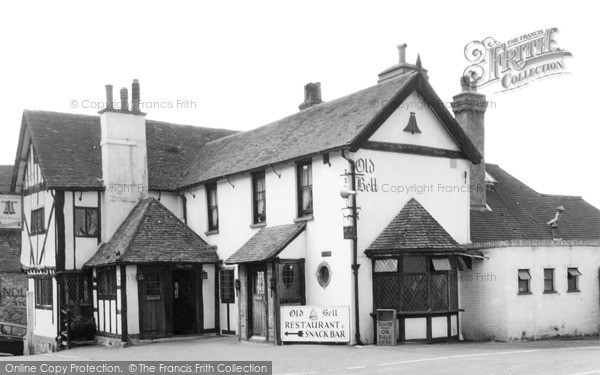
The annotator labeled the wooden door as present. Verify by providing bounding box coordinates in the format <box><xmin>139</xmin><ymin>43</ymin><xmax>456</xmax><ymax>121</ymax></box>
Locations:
<box><xmin>140</xmin><ymin>270</ymin><xmax>166</xmax><ymax>337</ymax></box>
<box><xmin>249</xmin><ymin>266</ymin><xmax>267</xmax><ymax>338</ymax></box>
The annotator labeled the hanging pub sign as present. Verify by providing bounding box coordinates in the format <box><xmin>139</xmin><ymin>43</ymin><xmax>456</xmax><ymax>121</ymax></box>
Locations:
<box><xmin>280</xmin><ymin>305</ymin><xmax>350</xmax><ymax>343</ymax></box>
<box><xmin>0</xmin><ymin>195</ymin><xmax>21</xmax><ymax>230</ymax></box>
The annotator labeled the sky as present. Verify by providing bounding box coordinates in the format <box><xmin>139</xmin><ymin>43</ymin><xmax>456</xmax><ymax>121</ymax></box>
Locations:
<box><xmin>0</xmin><ymin>0</ymin><xmax>598</xmax><ymax>209</ymax></box>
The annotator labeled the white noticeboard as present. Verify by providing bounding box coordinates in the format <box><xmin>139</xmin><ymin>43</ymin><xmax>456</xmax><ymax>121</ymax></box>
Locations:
<box><xmin>280</xmin><ymin>305</ymin><xmax>350</xmax><ymax>343</ymax></box>
<box><xmin>0</xmin><ymin>195</ymin><xmax>21</xmax><ymax>230</ymax></box>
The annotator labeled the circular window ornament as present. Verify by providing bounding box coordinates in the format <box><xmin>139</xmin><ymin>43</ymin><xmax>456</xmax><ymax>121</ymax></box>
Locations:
<box><xmin>316</xmin><ymin>262</ymin><xmax>332</xmax><ymax>289</ymax></box>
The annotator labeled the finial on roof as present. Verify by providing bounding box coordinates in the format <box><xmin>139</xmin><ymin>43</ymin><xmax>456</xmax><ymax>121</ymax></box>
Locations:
<box><xmin>415</xmin><ymin>54</ymin><xmax>422</xmax><ymax>71</ymax></box>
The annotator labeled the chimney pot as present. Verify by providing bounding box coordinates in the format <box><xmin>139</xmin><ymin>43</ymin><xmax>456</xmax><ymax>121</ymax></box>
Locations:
<box><xmin>397</xmin><ymin>43</ymin><xmax>407</xmax><ymax>64</ymax></box>
<box><xmin>132</xmin><ymin>79</ymin><xmax>140</xmax><ymax>113</ymax></box>
<box><xmin>105</xmin><ymin>85</ymin><xmax>114</xmax><ymax>111</ymax></box>
<box><xmin>120</xmin><ymin>87</ymin><xmax>129</xmax><ymax>111</ymax></box>
<box><xmin>298</xmin><ymin>82</ymin><xmax>323</xmax><ymax>110</ymax></box>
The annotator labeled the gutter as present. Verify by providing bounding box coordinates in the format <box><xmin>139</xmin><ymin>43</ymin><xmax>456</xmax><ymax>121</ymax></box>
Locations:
<box><xmin>340</xmin><ymin>149</ymin><xmax>364</xmax><ymax>345</ymax></box>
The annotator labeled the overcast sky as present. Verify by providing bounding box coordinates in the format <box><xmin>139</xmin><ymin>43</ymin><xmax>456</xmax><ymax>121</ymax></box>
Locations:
<box><xmin>1</xmin><ymin>1</ymin><xmax>598</xmax><ymax>209</ymax></box>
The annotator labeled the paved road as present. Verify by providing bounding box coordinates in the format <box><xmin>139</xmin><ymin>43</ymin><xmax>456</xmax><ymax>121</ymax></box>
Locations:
<box><xmin>3</xmin><ymin>336</ymin><xmax>599</xmax><ymax>375</ymax></box>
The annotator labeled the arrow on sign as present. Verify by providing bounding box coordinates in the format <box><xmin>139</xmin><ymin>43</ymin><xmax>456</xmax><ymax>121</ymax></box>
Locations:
<box><xmin>284</xmin><ymin>331</ymin><xmax>304</xmax><ymax>337</ymax></box>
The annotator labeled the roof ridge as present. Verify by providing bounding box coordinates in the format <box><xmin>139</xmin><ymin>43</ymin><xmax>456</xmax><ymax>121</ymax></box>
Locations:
<box><xmin>23</xmin><ymin>109</ymin><xmax>237</xmax><ymax>133</ymax></box>
<box><xmin>540</xmin><ymin>193</ymin><xmax>583</xmax><ymax>199</ymax></box>
<box><xmin>199</xmin><ymin>72</ymin><xmax>419</xmax><ymax>150</ymax></box>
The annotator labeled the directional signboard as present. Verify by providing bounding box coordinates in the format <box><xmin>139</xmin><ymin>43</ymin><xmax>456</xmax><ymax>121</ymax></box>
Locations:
<box><xmin>280</xmin><ymin>305</ymin><xmax>350</xmax><ymax>343</ymax></box>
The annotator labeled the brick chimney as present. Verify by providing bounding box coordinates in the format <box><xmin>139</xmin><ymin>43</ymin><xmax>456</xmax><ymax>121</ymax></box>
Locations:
<box><xmin>299</xmin><ymin>82</ymin><xmax>323</xmax><ymax>110</ymax></box>
<box><xmin>378</xmin><ymin>44</ymin><xmax>428</xmax><ymax>83</ymax></box>
<box><xmin>99</xmin><ymin>80</ymin><xmax>148</xmax><ymax>239</ymax></box>
<box><xmin>451</xmin><ymin>76</ymin><xmax>488</xmax><ymax>211</ymax></box>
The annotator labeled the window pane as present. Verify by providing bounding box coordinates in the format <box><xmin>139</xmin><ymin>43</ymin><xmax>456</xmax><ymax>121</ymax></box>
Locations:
<box><xmin>255</xmin><ymin>271</ymin><xmax>265</xmax><ymax>295</ymax></box>
<box><xmin>301</xmin><ymin>188</ymin><xmax>312</xmax><ymax>211</ymax></box>
<box><xmin>518</xmin><ymin>279</ymin><xmax>529</xmax><ymax>293</ymax></box>
<box><xmin>220</xmin><ymin>269</ymin><xmax>235</xmax><ymax>303</ymax></box>
<box><xmin>374</xmin><ymin>259</ymin><xmax>398</xmax><ymax>273</ymax></box>
<box><xmin>544</xmin><ymin>269</ymin><xmax>554</xmax><ymax>292</ymax></box>
<box><xmin>403</xmin><ymin>256</ymin><xmax>426</xmax><ymax>274</ymax></box>
<box><xmin>374</xmin><ymin>274</ymin><xmax>401</xmax><ymax>311</ymax></box>
<box><xmin>568</xmin><ymin>268</ymin><xmax>582</xmax><ymax>277</ymax></box>
<box><xmin>209</xmin><ymin>188</ymin><xmax>217</xmax><ymax>206</ymax></box>
<box><xmin>432</xmin><ymin>258</ymin><xmax>452</xmax><ymax>271</ymax></box>
<box><xmin>431</xmin><ymin>274</ymin><xmax>449</xmax><ymax>310</ymax></box>
<box><xmin>402</xmin><ymin>274</ymin><xmax>427</xmax><ymax>311</ymax></box>
<box><xmin>210</xmin><ymin>207</ymin><xmax>219</xmax><ymax>228</ymax></box>
<box><xmin>145</xmin><ymin>273</ymin><xmax>161</xmax><ymax>299</ymax></box>
<box><xmin>86</xmin><ymin>209</ymin><xmax>98</xmax><ymax>236</ymax></box>
<box><xmin>74</xmin><ymin>209</ymin><xmax>86</xmax><ymax>235</ymax></box>
<box><xmin>518</xmin><ymin>269</ymin><xmax>531</xmax><ymax>280</ymax></box>
<box><xmin>278</xmin><ymin>263</ymin><xmax>303</xmax><ymax>305</ymax></box>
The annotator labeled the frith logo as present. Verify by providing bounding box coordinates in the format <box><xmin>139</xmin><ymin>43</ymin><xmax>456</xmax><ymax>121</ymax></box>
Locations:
<box><xmin>463</xmin><ymin>27</ymin><xmax>572</xmax><ymax>92</ymax></box>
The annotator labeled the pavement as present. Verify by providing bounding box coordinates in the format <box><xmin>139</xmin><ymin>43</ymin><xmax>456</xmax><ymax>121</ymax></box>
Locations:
<box><xmin>2</xmin><ymin>336</ymin><xmax>599</xmax><ymax>375</ymax></box>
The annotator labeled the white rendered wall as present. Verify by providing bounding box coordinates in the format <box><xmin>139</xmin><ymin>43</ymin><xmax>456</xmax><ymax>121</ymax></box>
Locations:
<box><xmin>460</xmin><ymin>245</ymin><xmax>600</xmax><ymax>340</ymax></box>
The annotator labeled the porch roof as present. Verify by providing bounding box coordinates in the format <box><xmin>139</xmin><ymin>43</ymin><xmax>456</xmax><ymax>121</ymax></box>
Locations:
<box><xmin>85</xmin><ymin>197</ymin><xmax>218</xmax><ymax>267</ymax></box>
<box><xmin>225</xmin><ymin>223</ymin><xmax>306</xmax><ymax>264</ymax></box>
<box><xmin>365</xmin><ymin>198</ymin><xmax>460</xmax><ymax>256</ymax></box>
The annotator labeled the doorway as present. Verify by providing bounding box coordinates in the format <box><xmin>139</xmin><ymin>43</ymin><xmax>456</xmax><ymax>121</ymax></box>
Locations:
<box><xmin>248</xmin><ymin>265</ymin><xmax>267</xmax><ymax>338</ymax></box>
<box><xmin>172</xmin><ymin>269</ymin><xmax>197</xmax><ymax>335</ymax></box>
<box><xmin>140</xmin><ymin>270</ymin><xmax>167</xmax><ymax>337</ymax></box>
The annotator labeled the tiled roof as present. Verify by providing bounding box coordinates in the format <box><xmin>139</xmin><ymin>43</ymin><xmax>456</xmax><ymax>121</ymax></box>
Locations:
<box><xmin>225</xmin><ymin>223</ymin><xmax>306</xmax><ymax>264</ymax></box>
<box><xmin>85</xmin><ymin>197</ymin><xmax>218</xmax><ymax>267</ymax></box>
<box><xmin>365</xmin><ymin>198</ymin><xmax>460</xmax><ymax>255</ymax></box>
<box><xmin>0</xmin><ymin>165</ymin><xmax>13</xmax><ymax>194</ymax></box>
<box><xmin>471</xmin><ymin>164</ymin><xmax>600</xmax><ymax>243</ymax></box>
<box><xmin>18</xmin><ymin>110</ymin><xmax>236</xmax><ymax>191</ymax></box>
<box><xmin>179</xmin><ymin>72</ymin><xmax>482</xmax><ymax>187</ymax></box>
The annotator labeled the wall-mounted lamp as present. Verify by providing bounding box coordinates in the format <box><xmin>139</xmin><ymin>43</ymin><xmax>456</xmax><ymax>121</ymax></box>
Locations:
<box><xmin>340</xmin><ymin>186</ymin><xmax>357</xmax><ymax>199</ymax></box>
<box><xmin>201</xmin><ymin>270</ymin><xmax>208</xmax><ymax>280</ymax></box>
<box><xmin>234</xmin><ymin>279</ymin><xmax>240</xmax><ymax>290</ymax></box>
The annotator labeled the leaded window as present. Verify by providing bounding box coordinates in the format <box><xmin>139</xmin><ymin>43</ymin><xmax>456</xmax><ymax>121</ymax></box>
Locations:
<box><xmin>62</xmin><ymin>273</ymin><xmax>92</xmax><ymax>306</ymax></box>
<box><xmin>372</xmin><ymin>255</ymin><xmax>457</xmax><ymax>312</ymax></box>
<box><xmin>74</xmin><ymin>207</ymin><xmax>99</xmax><ymax>237</ymax></box>
<box><xmin>97</xmin><ymin>267</ymin><xmax>116</xmax><ymax>299</ymax></box>
<box><xmin>277</xmin><ymin>261</ymin><xmax>304</xmax><ymax>305</ymax></box>
<box><xmin>220</xmin><ymin>269</ymin><xmax>235</xmax><ymax>303</ymax></box>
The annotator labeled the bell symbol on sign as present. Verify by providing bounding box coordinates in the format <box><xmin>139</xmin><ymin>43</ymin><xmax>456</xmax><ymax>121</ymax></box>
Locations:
<box><xmin>2</xmin><ymin>201</ymin><xmax>16</xmax><ymax>215</ymax></box>
<box><xmin>309</xmin><ymin>309</ymin><xmax>318</xmax><ymax>321</ymax></box>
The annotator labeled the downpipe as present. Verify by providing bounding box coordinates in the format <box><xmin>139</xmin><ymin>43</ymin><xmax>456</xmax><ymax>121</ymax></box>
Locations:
<box><xmin>341</xmin><ymin>150</ymin><xmax>364</xmax><ymax>346</ymax></box>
